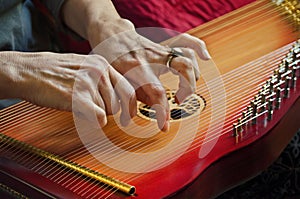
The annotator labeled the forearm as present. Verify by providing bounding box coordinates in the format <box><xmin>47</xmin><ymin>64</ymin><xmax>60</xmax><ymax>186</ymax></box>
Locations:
<box><xmin>61</xmin><ymin>0</ymin><xmax>134</xmax><ymax>46</ymax></box>
<box><xmin>0</xmin><ymin>52</ymin><xmax>23</xmax><ymax>99</ymax></box>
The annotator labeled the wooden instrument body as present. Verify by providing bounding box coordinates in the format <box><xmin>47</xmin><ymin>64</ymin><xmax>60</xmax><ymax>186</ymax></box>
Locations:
<box><xmin>0</xmin><ymin>0</ymin><xmax>299</xmax><ymax>198</ymax></box>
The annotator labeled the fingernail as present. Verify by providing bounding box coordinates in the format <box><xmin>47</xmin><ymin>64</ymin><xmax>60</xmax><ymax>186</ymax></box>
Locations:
<box><xmin>97</xmin><ymin>116</ymin><xmax>108</xmax><ymax>127</ymax></box>
<box><xmin>165</xmin><ymin>121</ymin><xmax>170</xmax><ymax>132</ymax></box>
<box><xmin>175</xmin><ymin>96</ymin><xmax>181</xmax><ymax>104</ymax></box>
<box><xmin>130</xmin><ymin>94</ymin><xmax>137</xmax><ymax>118</ymax></box>
<box><xmin>120</xmin><ymin>112</ymin><xmax>130</xmax><ymax>126</ymax></box>
<box><xmin>161</xmin><ymin>121</ymin><xmax>170</xmax><ymax>132</ymax></box>
<box><xmin>204</xmin><ymin>49</ymin><xmax>212</xmax><ymax>60</ymax></box>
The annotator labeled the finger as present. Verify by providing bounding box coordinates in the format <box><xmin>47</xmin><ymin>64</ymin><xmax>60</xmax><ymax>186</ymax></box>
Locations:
<box><xmin>73</xmin><ymin>66</ymin><xmax>109</xmax><ymax>127</ymax></box>
<box><xmin>136</xmin><ymin>83</ymin><xmax>170</xmax><ymax>132</ymax></box>
<box><xmin>121</xmin><ymin>65</ymin><xmax>170</xmax><ymax>131</ymax></box>
<box><xmin>97</xmin><ymin>71</ymin><xmax>120</xmax><ymax>115</ymax></box>
<box><xmin>176</xmin><ymin>47</ymin><xmax>200</xmax><ymax>81</ymax></box>
<box><xmin>168</xmin><ymin>56</ymin><xmax>196</xmax><ymax>104</ymax></box>
<box><xmin>167</xmin><ymin>33</ymin><xmax>211</xmax><ymax>60</ymax></box>
<box><xmin>73</xmin><ymin>95</ymin><xmax>108</xmax><ymax>127</ymax></box>
<box><xmin>109</xmin><ymin>67</ymin><xmax>137</xmax><ymax>126</ymax></box>
<box><xmin>151</xmin><ymin>103</ymin><xmax>170</xmax><ymax>132</ymax></box>
<box><xmin>93</xmin><ymin>103</ymin><xmax>108</xmax><ymax>127</ymax></box>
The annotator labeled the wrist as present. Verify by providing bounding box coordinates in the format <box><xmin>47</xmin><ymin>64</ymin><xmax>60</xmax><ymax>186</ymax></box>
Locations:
<box><xmin>87</xmin><ymin>18</ymin><xmax>135</xmax><ymax>48</ymax></box>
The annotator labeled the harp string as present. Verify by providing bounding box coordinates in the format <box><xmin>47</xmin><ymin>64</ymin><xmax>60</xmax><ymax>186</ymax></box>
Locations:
<box><xmin>19</xmin><ymin>40</ymin><xmax>290</xmax><ymax>194</ymax></box>
<box><xmin>188</xmin><ymin>0</ymin><xmax>298</xmax><ymax>39</ymax></box>
<box><xmin>0</xmin><ymin>26</ymin><xmax>296</xmax><ymax>199</ymax></box>
<box><xmin>1</xmin><ymin>13</ymin><xmax>294</xmax><ymax>179</ymax></box>
<box><xmin>74</xmin><ymin>12</ymin><xmax>292</xmax><ymax>169</ymax></box>
<box><xmin>90</xmin><ymin>43</ymin><xmax>291</xmax><ymax>171</ymax></box>
<box><xmin>60</xmin><ymin>0</ymin><xmax>300</xmax><ymax>196</ymax></box>
<box><xmin>112</xmin><ymin>40</ymin><xmax>297</xmax><ymax>196</ymax></box>
<box><xmin>0</xmin><ymin>0</ymin><xmax>294</xmax><ymax>164</ymax></box>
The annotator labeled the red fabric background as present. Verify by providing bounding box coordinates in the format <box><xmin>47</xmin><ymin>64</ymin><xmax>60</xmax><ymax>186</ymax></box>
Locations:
<box><xmin>112</xmin><ymin>0</ymin><xmax>255</xmax><ymax>33</ymax></box>
<box><xmin>60</xmin><ymin>0</ymin><xmax>256</xmax><ymax>53</ymax></box>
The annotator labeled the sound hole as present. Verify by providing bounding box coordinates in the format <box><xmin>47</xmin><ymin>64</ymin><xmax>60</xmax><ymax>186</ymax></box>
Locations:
<box><xmin>137</xmin><ymin>90</ymin><xmax>206</xmax><ymax>121</ymax></box>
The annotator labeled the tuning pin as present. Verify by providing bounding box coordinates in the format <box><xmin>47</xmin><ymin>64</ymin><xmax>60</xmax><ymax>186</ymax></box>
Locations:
<box><xmin>297</xmin><ymin>62</ymin><xmax>300</xmax><ymax>78</ymax></box>
<box><xmin>233</xmin><ymin>123</ymin><xmax>240</xmax><ymax>144</ymax></box>
<box><xmin>247</xmin><ymin>105</ymin><xmax>252</xmax><ymax>113</ymax></box>
<box><xmin>251</xmin><ymin>100</ymin><xmax>257</xmax><ymax>124</ymax></box>
<box><xmin>275</xmin><ymin>87</ymin><xmax>282</xmax><ymax>109</ymax></box>
<box><xmin>242</xmin><ymin>111</ymin><xmax>247</xmax><ymax>119</ymax></box>
<box><xmin>237</xmin><ymin>118</ymin><xmax>243</xmax><ymax>131</ymax></box>
<box><xmin>267</xmin><ymin>99</ymin><xmax>274</xmax><ymax>121</ymax></box>
<box><xmin>284</xmin><ymin>59</ymin><xmax>290</xmax><ymax>72</ymax></box>
<box><xmin>291</xmin><ymin>66</ymin><xmax>297</xmax><ymax>88</ymax></box>
<box><xmin>254</xmin><ymin>94</ymin><xmax>260</xmax><ymax>104</ymax></box>
<box><xmin>260</xmin><ymin>91</ymin><xmax>266</xmax><ymax>112</ymax></box>
<box><xmin>262</xmin><ymin>84</ymin><xmax>268</xmax><ymax>93</ymax></box>
<box><xmin>284</xmin><ymin>76</ymin><xmax>291</xmax><ymax>98</ymax></box>
<box><xmin>274</xmin><ymin>69</ymin><xmax>282</xmax><ymax>83</ymax></box>
<box><xmin>265</xmin><ymin>79</ymin><xmax>270</xmax><ymax>89</ymax></box>
<box><xmin>269</xmin><ymin>79</ymin><xmax>274</xmax><ymax>93</ymax></box>
<box><xmin>292</xmin><ymin>49</ymin><xmax>297</xmax><ymax>61</ymax></box>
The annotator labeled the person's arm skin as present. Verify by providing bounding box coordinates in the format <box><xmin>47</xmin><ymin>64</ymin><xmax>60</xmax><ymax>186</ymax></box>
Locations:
<box><xmin>61</xmin><ymin>0</ymin><xmax>211</xmax><ymax>132</ymax></box>
<box><xmin>0</xmin><ymin>51</ymin><xmax>136</xmax><ymax>127</ymax></box>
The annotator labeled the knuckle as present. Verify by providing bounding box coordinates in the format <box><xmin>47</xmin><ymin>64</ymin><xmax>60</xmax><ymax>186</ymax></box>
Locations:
<box><xmin>185</xmin><ymin>87</ymin><xmax>195</xmax><ymax>97</ymax></box>
<box><xmin>69</xmin><ymin>53</ymin><xmax>83</xmax><ymax>60</ymax></box>
<box><xmin>150</xmin><ymin>84</ymin><xmax>166</xmax><ymax>97</ymax></box>
<box><xmin>182</xmin><ymin>33</ymin><xmax>192</xmax><ymax>40</ymax></box>
<box><xmin>85</xmin><ymin>54</ymin><xmax>109</xmax><ymax>71</ymax></box>
<box><xmin>185</xmin><ymin>48</ymin><xmax>196</xmax><ymax>57</ymax></box>
<box><xmin>90</xmin><ymin>54</ymin><xmax>107</xmax><ymax>63</ymax></box>
<box><xmin>180</xmin><ymin>58</ymin><xmax>194</xmax><ymax>71</ymax></box>
<box><xmin>198</xmin><ymin>40</ymin><xmax>208</xmax><ymax>50</ymax></box>
<box><xmin>107</xmin><ymin>103</ymin><xmax>120</xmax><ymax>115</ymax></box>
<box><xmin>98</xmin><ymin>72</ymin><xmax>109</xmax><ymax>85</ymax></box>
<box><xmin>198</xmin><ymin>39</ymin><xmax>206</xmax><ymax>46</ymax></box>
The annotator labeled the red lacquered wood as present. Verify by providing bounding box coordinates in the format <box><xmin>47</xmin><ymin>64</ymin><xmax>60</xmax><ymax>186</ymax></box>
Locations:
<box><xmin>0</xmin><ymin>1</ymin><xmax>299</xmax><ymax>198</ymax></box>
<box><xmin>171</xmin><ymin>97</ymin><xmax>300</xmax><ymax>199</ymax></box>
<box><xmin>0</xmin><ymin>158</ymin><xmax>81</xmax><ymax>199</ymax></box>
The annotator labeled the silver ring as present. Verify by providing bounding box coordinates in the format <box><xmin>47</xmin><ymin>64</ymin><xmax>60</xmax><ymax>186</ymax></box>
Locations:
<box><xmin>166</xmin><ymin>48</ymin><xmax>183</xmax><ymax>67</ymax></box>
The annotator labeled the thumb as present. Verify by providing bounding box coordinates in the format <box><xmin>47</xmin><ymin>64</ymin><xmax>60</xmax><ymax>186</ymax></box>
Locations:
<box><xmin>73</xmin><ymin>97</ymin><xmax>108</xmax><ymax>128</ymax></box>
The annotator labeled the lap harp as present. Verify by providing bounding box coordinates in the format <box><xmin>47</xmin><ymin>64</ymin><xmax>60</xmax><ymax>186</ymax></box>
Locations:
<box><xmin>0</xmin><ymin>0</ymin><xmax>299</xmax><ymax>198</ymax></box>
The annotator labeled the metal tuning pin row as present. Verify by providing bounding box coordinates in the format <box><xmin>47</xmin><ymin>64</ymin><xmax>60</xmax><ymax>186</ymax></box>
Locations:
<box><xmin>233</xmin><ymin>40</ymin><xmax>300</xmax><ymax>144</ymax></box>
<box><xmin>274</xmin><ymin>0</ymin><xmax>300</xmax><ymax>29</ymax></box>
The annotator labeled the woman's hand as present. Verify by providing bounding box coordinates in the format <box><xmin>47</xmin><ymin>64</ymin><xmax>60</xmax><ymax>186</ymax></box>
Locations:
<box><xmin>0</xmin><ymin>51</ymin><xmax>136</xmax><ymax>127</ymax></box>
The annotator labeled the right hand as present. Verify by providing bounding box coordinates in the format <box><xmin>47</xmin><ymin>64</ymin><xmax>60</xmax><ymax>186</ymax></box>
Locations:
<box><xmin>87</xmin><ymin>20</ymin><xmax>211</xmax><ymax>132</ymax></box>
<box><xmin>0</xmin><ymin>51</ymin><xmax>136</xmax><ymax>127</ymax></box>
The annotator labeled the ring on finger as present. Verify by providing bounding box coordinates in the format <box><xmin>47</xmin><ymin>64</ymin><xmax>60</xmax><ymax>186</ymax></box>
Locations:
<box><xmin>166</xmin><ymin>48</ymin><xmax>184</xmax><ymax>68</ymax></box>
